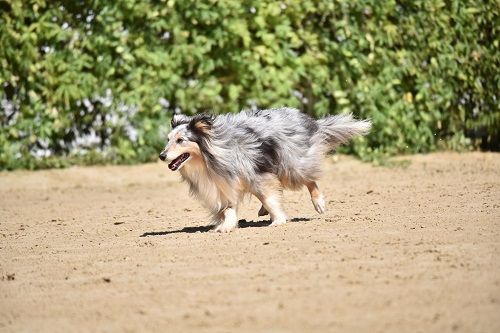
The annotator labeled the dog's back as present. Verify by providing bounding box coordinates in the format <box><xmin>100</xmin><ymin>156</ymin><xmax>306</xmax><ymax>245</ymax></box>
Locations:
<box><xmin>211</xmin><ymin>107</ymin><xmax>371</xmax><ymax>189</ymax></box>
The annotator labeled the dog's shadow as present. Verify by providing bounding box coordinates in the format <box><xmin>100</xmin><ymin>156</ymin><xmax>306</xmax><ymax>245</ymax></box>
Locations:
<box><xmin>139</xmin><ymin>217</ymin><xmax>312</xmax><ymax>237</ymax></box>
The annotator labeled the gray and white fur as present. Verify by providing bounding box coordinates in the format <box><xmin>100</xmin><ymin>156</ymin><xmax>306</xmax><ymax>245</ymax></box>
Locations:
<box><xmin>159</xmin><ymin>107</ymin><xmax>371</xmax><ymax>232</ymax></box>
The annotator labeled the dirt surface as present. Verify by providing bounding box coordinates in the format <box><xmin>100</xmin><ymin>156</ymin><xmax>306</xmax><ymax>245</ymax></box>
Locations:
<box><xmin>1</xmin><ymin>152</ymin><xmax>499</xmax><ymax>332</ymax></box>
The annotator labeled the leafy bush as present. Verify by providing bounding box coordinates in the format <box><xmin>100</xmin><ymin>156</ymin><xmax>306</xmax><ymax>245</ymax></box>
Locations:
<box><xmin>1</xmin><ymin>0</ymin><xmax>498</xmax><ymax>170</ymax></box>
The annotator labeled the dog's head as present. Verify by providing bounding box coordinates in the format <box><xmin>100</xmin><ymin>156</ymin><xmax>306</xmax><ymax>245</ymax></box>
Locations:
<box><xmin>159</xmin><ymin>114</ymin><xmax>214</xmax><ymax>171</ymax></box>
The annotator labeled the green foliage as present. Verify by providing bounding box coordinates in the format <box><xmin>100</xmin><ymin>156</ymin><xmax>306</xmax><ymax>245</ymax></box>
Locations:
<box><xmin>1</xmin><ymin>0</ymin><xmax>498</xmax><ymax>170</ymax></box>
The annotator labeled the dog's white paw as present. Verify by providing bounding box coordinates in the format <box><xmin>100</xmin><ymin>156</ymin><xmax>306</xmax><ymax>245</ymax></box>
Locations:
<box><xmin>270</xmin><ymin>216</ymin><xmax>287</xmax><ymax>227</ymax></box>
<box><xmin>312</xmin><ymin>195</ymin><xmax>326</xmax><ymax>214</ymax></box>
<box><xmin>212</xmin><ymin>208</ymin><xmax>238</xmax><ymax>233</ymax></box>
<box><xmin>213</xmin><ymin>222</ymin><xmax>237</xmax><ymax>233</ymax></box>
<box><xmin>258</xmin><ymin>205</ymin><xmax>269</xmax><ymax>217</ymax></box>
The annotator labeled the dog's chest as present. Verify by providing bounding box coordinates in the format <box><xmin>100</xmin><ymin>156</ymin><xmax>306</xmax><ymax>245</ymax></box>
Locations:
<box><xmin>181</xmin><ymin>166</ymin><xmax>230</xmax><ymax>211</ymax></box>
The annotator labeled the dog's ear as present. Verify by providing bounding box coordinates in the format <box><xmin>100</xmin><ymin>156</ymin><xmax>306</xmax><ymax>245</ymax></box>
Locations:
<box><xmin>171</xmin><ymin>114</ymin><xmax>191</xmax><ymax>128</ymax></box>
<box><xmin>189</xmin><ymin>114</ymin><xmax>214</xmax><ymax>136</ymax></box>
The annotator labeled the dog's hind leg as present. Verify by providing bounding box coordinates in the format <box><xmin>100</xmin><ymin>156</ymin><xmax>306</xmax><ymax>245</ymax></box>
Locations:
<box><xmin>213</xmin><ymin>206</ymin><xmax>238</xmax><ymax>233</ymax></box>
<box><xmin>257</xmin><ymin>204</ymin><xmax>269</xmax><ymax>216</ymax></box>
<box><xmin>253</xmin><ymin>174</ymin><xmax>287</xmax><ymax>226</ymax></box>
<box><xmin>306</xmin><ymin>181</ymin><xmax>326</xmax><ymax>214</ymax></box>
<box><xmin>259</xmin><ymin>194</ymin><xmax>287</xmax><ymax>226</ymax></box>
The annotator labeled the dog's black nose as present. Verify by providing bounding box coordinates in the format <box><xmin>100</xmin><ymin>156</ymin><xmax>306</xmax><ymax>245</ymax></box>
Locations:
<box><xmin>159</xmin><ymin>152</ymin><xmax>167</xmax><ymax>161</ymax></box>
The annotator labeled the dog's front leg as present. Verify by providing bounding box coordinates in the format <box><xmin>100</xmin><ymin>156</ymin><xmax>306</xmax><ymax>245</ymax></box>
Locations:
<box><xmin>213</xmin><ymin>207</ymin><xmax>238</xmax><ymax>233</ymax></box>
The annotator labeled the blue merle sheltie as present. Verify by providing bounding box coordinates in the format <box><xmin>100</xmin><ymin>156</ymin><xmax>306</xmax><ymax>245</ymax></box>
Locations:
<box><xmin>159</xmin><ymin>107</ymin><xmax>371</xmax><ymax>232</ymax></box>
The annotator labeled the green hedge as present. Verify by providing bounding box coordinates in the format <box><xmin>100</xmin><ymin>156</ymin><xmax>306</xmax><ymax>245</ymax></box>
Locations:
<box><xmin>1</xmin><ymin>0</ymin><xmax>498</xmax><ymax>170</ymax></box>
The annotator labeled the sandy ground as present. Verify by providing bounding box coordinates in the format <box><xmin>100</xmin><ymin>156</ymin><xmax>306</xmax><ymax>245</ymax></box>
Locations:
<box><xmin>0</xmin><ymin>152</ymin><xmax>499</xmax><ymax>333</ymax></box>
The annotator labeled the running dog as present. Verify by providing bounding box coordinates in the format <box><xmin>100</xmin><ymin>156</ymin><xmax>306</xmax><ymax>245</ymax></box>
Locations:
<box><xmin>159</xmin><ymin>107</ymin><xmax>371</xmax><ymax>232</ymax></box>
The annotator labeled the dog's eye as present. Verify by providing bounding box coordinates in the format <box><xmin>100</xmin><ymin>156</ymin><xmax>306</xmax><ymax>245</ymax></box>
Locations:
<box><xmin>176</xmin><ymin>138</ymin><xmax>184</xmax><ymax>144</ymax></box>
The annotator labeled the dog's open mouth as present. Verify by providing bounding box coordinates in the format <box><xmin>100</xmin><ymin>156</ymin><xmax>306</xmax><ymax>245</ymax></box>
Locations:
<box><xmin>168</xmin><ymin>153</ymin><xmax>190</xmax><ymax>171</ymax></box>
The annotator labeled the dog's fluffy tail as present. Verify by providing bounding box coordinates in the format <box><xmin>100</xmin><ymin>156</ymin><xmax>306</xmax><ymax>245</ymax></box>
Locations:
<box><xmin>315</xmin><ymin>113</ymin><xmax>371</xmax><ymax>148</ymax></box>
